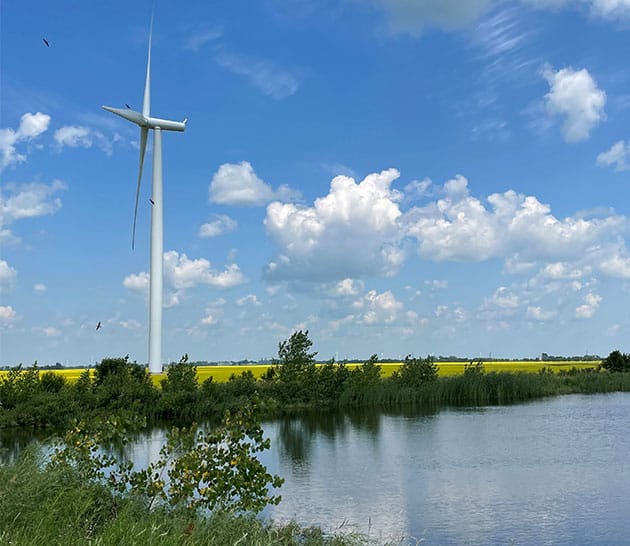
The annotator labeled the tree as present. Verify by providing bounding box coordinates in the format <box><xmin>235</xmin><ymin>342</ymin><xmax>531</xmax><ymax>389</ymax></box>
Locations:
<box><xmin>601</xmin><ymin>350</ymin><xmax>630</xmax><ymax>373</ymax></box>
<box><xmin>276</xmin><ymin>330</ymin><xmax>317</xmax><ymax>403</ymax></box>
<box><xmin>392</xmin><ymin>355</ymin><xmax>438</xmax><ymax>388</ymax></box>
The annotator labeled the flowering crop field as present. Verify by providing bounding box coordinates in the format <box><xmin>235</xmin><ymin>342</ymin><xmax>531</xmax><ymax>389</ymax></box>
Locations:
<box><xmin>0</xmin><ymin>361</ymin><xmax>600</xmax><ymax>386</ymax></box>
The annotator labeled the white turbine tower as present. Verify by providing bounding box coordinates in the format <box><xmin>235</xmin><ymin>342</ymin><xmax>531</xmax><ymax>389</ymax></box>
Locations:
<box><xmin>103</xmin><ymin>17</ymin><xmax>187</xmax><ymax>374</ymax></box>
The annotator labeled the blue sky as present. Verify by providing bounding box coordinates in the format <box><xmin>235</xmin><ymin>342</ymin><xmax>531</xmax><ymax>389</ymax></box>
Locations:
<box><xmin>2</xmin><ymin>0</ymin><xmax>630</xmax><ymax>366</ymax></box>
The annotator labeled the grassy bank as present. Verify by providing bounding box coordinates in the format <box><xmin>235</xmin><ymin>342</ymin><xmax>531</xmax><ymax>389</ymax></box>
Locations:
<box><xmin>0</xmin><ymin>447</ymin><xmax>357</xmax><ymax>546</ymax></box>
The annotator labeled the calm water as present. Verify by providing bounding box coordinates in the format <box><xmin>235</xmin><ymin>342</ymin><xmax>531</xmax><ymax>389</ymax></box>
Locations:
<box><xmin>3</xmin><ymin>393</ymin><xmax>630</xmax><ymax>544</ymax></box>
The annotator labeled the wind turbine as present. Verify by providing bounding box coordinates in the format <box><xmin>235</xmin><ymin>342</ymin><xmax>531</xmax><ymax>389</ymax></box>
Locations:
<box><xmin>103</xmin><ymin>17</ymin><xmax>187</xmax><ymax>374</ymax></box>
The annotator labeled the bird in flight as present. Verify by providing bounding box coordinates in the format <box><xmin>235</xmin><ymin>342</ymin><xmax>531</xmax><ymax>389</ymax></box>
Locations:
<box><xmin>125</xmin><ymin>103</ymin><xmax>131</xmax><ymax>109</ymax></box>
<box><xmin>43</xmin><ymin>38</ymin><xmax>50</xmax><ymax>47</ymax></box>
<box><xmin>96</xmin><ymin>321</ymin><xmax>102</xmax><ymax>331</ymax></box>
<box><xmin>149</xmin><ymin>198</ymin><xmax>155</xmax><ymax>205</ymax></box>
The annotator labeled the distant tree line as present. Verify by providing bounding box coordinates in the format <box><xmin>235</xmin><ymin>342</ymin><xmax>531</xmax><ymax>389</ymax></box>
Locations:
<box><xmin>1</xmin><ymin>331</ymin><xmax>629</xmax><ymax>431</ymax></box>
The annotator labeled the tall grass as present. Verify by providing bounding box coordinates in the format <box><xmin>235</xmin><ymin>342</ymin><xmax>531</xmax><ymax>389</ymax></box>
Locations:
<box><xmin>338</xmin><ymin>370</ymin><xmax>630</xmax><ymax>410</ymax></box>
<box><xmin>0</xmin><ymin>445</ymin><xmax>361</xmax><ymax>546</ymax></box>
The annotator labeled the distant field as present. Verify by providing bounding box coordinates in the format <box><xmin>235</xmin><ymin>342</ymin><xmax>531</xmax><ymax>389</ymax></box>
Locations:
<box><xmin>0</xmin><ymin>361</ymin><xmax>601</xmax><ymax>386</ymax></box>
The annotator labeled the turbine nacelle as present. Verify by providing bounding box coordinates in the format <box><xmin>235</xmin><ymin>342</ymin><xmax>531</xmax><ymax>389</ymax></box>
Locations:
<box><xmin>101</xmin><ymin>106</ymin><xmax>187</xmax><ymax>132</ymax></box>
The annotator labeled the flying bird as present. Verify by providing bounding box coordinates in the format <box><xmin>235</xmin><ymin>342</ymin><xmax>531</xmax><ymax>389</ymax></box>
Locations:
<box><xmin>125</xmin><ymin>103</ymin><xmax>131</xmax><ymax>109</ymax></box>
<box><xmin>149</xmin><ymin>198</ymin><xmax>154</xmax><ymax>205</ymax></box>
<box><xmin>43</xmin><ymin>38</ymin><xmax>50</xmax><ymax>47</ymax></box>
<box><xmin>96</xmin><ymin>321</ymin><xmax>102</xmax><ymax>331</ymax></box>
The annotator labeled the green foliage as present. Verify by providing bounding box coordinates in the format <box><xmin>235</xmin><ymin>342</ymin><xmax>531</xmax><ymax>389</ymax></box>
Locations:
<box><xmin>159</xmin><ymin>354</ymin><xmax>200</xmax><ymax>419</ymax></box>
<box><xmin>391</xmin><ymin>355</ymin><xmax>438</xmax><ymax>388</ymax></box>
<box><xmin>50</xmin><ymin>405</ymin><xmax>283</xmax><ymax>516</ymax></box>
<box><xmin>1</xmin><ymin>446</ymin><xmax>356</xmax><ymax>545</ymax></box>
<box><xmin>350</xmin><ymin>354</ymin><xmax>382</xmax><ymax>389</ymax></box>
<box><xmin>276</xmin><ymin>330</ymin><xmax>318</xmax><ymax>403</ymax></box>
<box><xmin>463</xmin><ymin>360</ymin><xmax>485</xmax><ymax>376</ymax></box>
<box><xmin>92</xmin><ymin>356</ymin><xmax>159</xmax><ymax>414</ymax></box>
<box><xmin>315</xmin><ymin>361</ymin><xmax>350</xmax><ymax>403</ymax></box>
<box><xmin>601</xmin><ymin>350</ymin><xmax>630</xmax><ymax>372</ymax></box>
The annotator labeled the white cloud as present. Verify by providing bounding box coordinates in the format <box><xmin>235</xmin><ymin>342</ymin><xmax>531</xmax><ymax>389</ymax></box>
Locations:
<box><xmin>541</xmin><ymin>65</ymin><xmax>606</xmax><ymax>142</ymax></box>
<box><xmin>265</xmin><ymin>169</ymin><xmax>405</xmax><ymax>281</ymax></box>
<box><xmin>54</xmin><ymin>125</ymin><xmax>115</xmax><ymax>155</ymax></box>
<box><xmin>587</xmin><ymin>0</ymin><xmax>630</xmax><ymax>19</ymax></box>
<box><xmin>575</xmin><ymin>292</ymin><xmax>602</xmax><ymax>318</ymax></box>
<box><xmin>185</xmin><ymin>28</ymin><xmax>222</xmax><ymax>52</ymax></box>
<box><xmin>526</xmin><ymin>305</ymin><xmax>556</xmax><ymax>320</ymax></box>
<box><xmin>542</xmin><ymin>262</ymin><xmax>590</xmax><ymax>279</ymax></box>
<box><xmin>33</xmin><ymin>283</ymin><xmax>47</xmax><ymax>293</ymax></box>
<box><xmin>0</xmin><ymin>305</ymin><xmax>17</xmax><ymax>322</ymax></box>
<box><xmin>236</xmin><ymin>294</ymin><xmax>262</xmax><ymax>306</ymax></box>
<box><xmin>597</xmin><ymin>140</ymin><xmax>630</xmax><ymax>171</ymax></box>
<box><xmin>0</xmin><ymin>112</ymin><xmax>51</xmax><ymax>171</ymax></box>
<box><xmin>359</xmin><ymin>289</ymin><xmax>403</xmax><ymax>325</ymax></box>
<box><xmin>599</xmin><ymin>253</ymin><xmax>630</xmax><ymax>278</ymax></box>
<box><xmin>164</xmin><ymin>251</ymin><xmax>245</xmax><ymax>289</ymax></box>
<box><xmin>200</xmin><ymin>313</ymin><xmax>218</xmax><ymax>326</ymax></box>
<box><xmin>404</xmin><ymin>175</ymin><xmax>623</xmax><ymax>265</ymax></box>
<box><xmin>0</xmin><ymin>180</ymin><xmax>67</xmax><ymax>243</ymax></box>
<box><xmin>209</xmin><ymin>161</ymin><xmax>299</xmax><ymax>206</ymax></box>
<box><xmin>332</xmin><ymin>278</ymin><xmax>364</xmax><ymax>297</ymax></box>
<box><xmin>123</xmin><ymin>252</ymin><xmax>246</xmax><ymax>301</ymax></box>
<box><xmin>0</xmin><ymin>260</ymin><xmax>17</xmax><ymax>293</ymax></box>
<box><xmin>486</xmin><ymin>286</ymin><xmax>520</xmax><ymax>309</ymax></box>
<box><xmin>425</xmin><ymin>279</ymin><xmax>448</xmax><ymax>290</ymax></box>
<box><xmin>33</xmin><ymin>326</ymin><xmax>61</xmax><ymax>337</ymax></box>
<box><xmin>215</xmin><ymin>49</ymin><xmax>299</xmax><ymax>99</ymax></box>
<box><xmin>123</xmin><ymin>272</ymin><xmax>150</xmax><ymax>292</ymax></box>
<box><xmin>199</xmin><ymin>214</ymin><xmax>237</xmax><ymax>238</ymax></box>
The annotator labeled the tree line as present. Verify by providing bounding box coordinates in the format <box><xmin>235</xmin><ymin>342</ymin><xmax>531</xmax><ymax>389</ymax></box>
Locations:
<box><xmin>1</xmin><ymin>330</ymin><xmax>629</xmax><ymax>430</ymax></box>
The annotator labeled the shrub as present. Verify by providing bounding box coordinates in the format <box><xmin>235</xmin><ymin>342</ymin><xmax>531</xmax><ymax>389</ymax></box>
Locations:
<box><xmin>391</xmin><ymin>355</ymin><xmax>438</xmax><ymax>388</ymax></box>
<box><xmin>601</xmin><ymin>350</ymin><xmax>630</xmax><ymax>373</ymax></box>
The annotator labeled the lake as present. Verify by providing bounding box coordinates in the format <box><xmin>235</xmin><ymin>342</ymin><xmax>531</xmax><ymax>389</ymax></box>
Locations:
<box><xmin>3</xmin><ymin>393</ymin><xmax>630</xmax><ymax>544</ymax></box>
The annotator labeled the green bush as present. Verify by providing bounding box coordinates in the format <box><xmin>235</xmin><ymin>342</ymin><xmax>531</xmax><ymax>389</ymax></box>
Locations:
<box><xmin>391</xmin><ymin>355</ymin><xmax>438</xmax><ymax>388</ymax></box>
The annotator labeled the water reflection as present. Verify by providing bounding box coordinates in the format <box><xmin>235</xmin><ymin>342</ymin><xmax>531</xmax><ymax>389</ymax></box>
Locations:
<box><xmin>3</xmin><ymin>394</ymin><xmax>630</xmax><ymax>545</ymax></box>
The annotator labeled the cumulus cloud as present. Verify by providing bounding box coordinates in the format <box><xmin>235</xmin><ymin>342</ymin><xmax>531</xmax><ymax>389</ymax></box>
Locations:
<box><xmin>215</xmin><ymin>49</ymin><xmax>299</xmax><ymax>99</ymax></box>
<box><xmin>332</xmin><ymin>278</ymin><xmax>364</xmax><ymax>297</ymax></box>
<box><xmin>123</xmin><ymin>251</ymin><xmax>246</xmax><ymax>303</ymax></box>
<box><xmin>54</xmin><ymin>125</ymin><xmax>116</xmax><ymax>155</ymax></box>
<box><xmin>526</xmin><ymin>305</ymin><xmax>556</xmax><ymax>321</ymax></box>
<box><xmin>265</xmin><ymin>169</ymin><xmax>405</xmax><ymax>281</ymax></box>
<box><xmin>357</xmin><ymin>289</ymin><xmax>404</xmax><ymax>325</ymax></box>
<box><xmin>209</xmin><ymin>161</ymin><xmax>298</xmax><ymax>206</ymax></box>
<box><xmin>599</xmin><ymin>252</ymin><xmax>630</xmax><ymax>278</ymax></box>
<box><xmin>123</xmin><ymin>272</ymin><xmax>149</xmax><ymax>292</ymax></box>
<box><xmin>0</xmin><ymin>260</ymin><xmax>17</xmax><ymax>293</ymax></box>
<box><xmin>0</xmin><ymin>112</ymin><xmax>50</xmax><ymax>171</ymax></box>
<box><xmin>0</xmin><ymin>180</ymin><xmax>67</xmax><ymax>243</ymax></box>
<box><xmin>164</xmin><ymin>251</ymin><xmax>245</xmax><ymax>289</ymax></box>
<box><xmin>597</xmin><ymin>140</ymin><xmax>630</xmax><ymax>171</ymax></box>
<box><xmin>403</xmin><ymin>175</ymin><xmax>623</xmax><ymax>264</ymax></box>
<box><xmin>199</xmin><ymin>214</ymin><xmax>237</xmax><ymax>238</ymax></box>
<box><xmin>236</xmin><ymin>294</ymin><xmax>262</xmax><ymax>306</ymax></box>
<box><xmin>0</xmin><ymin>305</ymin><xmax>17</xmax><ymax>322</ymax></box>
<box><xmin>541</xmin><ymin>64</ymin><xmax>606</xmax><ymax>142</ymax></box>
<box><xmin>575</xmin><ymin>292</ymin><xmax>602</xmax><ymax>318</ymax></box>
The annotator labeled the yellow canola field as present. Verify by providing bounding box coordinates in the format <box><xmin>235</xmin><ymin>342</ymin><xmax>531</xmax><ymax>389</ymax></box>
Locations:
<box><xmin>0</xmin><ymin>361</ymin><xmax>600</xmax><ymax>386</ymax></box>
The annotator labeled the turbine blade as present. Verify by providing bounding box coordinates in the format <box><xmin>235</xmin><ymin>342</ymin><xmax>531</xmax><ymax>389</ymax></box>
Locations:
<box><xmin>102</xmin><ymin>105</ymin><xmax>146</xmax><ymax>126</ymax></box>
<box><xmin>132</xmin><ymin>126</ymin><xmax>149</xmax><ymax>250</ymax></box>
<box><xmin>142</xmin><ymin>14</ymin><xmax>153</xmax><ymax>118</ymax></box>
